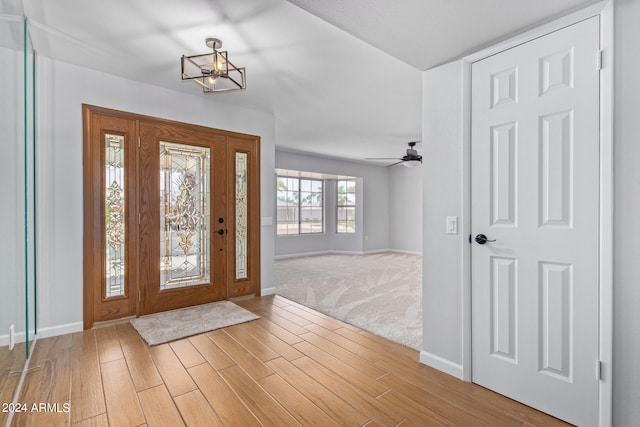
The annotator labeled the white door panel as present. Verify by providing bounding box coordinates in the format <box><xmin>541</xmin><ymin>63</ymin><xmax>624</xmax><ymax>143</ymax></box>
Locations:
<box><xmin>471</xmin><ymin>17</ymin><xmax>600</xmax><ymax>426</ymax></box>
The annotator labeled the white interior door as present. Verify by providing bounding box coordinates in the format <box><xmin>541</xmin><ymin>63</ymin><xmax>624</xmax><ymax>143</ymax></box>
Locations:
<box><xmin>471</xmin><ymin>17</ymin><xmax>600</xmax><ymax>426</ymax></box>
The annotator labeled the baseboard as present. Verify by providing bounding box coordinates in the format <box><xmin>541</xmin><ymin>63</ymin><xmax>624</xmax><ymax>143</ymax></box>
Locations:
<box><xmin>420</xmin><ymin>350</ymin><xmax>464</xmax><ymax>380</ymax></box>
<box><xmin>276</xmin><ymin>249</ymin><xmax>421</xmax><ymax>260</ymax></box>
<box><xmin>275</xmin><ymin>250</ymin><xmax>364</xmax><ymax>260</ymax></box>
<box><xmin>275</xmin><ymin>251</ymin><xmax>331</xmax><ymax>260</ymax></box>
<box><xmin>389</xmin><ymin>249</ymin><xmax>422</xmax><ymax>256</ymax></box>
<box><xmin>261</xmin><ymin>286</ymin><xmax>276</xmax><ymax>296</ymax></box>
<box><xmin>362</xmin><ymin>248</ymin><xmax>390</xmax><ymax>254</ymax></box>
<box><xmin>0</xmin><ymin>330</ymin><xmax>27</xmax><ymax>347</ymax></box>
<box><xmin>36</xmin><ymin>321</ymin><xmax>83</xmax><ymax>340</ymax></box>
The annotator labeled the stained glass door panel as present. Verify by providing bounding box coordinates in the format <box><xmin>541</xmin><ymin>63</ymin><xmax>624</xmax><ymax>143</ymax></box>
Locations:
<box><xmin>160</xmin><ymin>142</ymin><xmax>210</xmax><ymax>289</ymax></box>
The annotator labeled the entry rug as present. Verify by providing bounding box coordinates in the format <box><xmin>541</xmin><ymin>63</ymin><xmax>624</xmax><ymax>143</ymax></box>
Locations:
<box><xmin>130</xmin><ymin>300</ymin><xmax>259</xmax><ymax>346</ymax></box>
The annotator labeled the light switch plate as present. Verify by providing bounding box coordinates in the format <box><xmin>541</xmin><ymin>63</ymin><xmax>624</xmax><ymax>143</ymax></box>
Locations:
<box><xmin>446</xmin><ymin>216</ymin><xmax>458</xmax><ymax>234</ymax></box>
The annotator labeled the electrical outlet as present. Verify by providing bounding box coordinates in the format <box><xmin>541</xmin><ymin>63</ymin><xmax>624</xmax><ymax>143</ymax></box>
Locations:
<box><xmin>9</xmin><ymin>324</ymin><xmax>15</xmax><ymax>351</ymax></box>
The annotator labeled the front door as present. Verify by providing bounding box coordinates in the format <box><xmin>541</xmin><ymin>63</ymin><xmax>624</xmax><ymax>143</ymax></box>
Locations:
<box><xmin>471</xmin><ymin>17</ymin><xmax>600</xmax><ymax>425</ymax></box>
<box><xmin>138</xmin><ymin>121</ymin><xmax>227</xmax><ymax>315</ymax></box>
<box><xmin>83</xmin><ymin>106</ymin><xmax>260</xmax><ymax>327</ymax></box>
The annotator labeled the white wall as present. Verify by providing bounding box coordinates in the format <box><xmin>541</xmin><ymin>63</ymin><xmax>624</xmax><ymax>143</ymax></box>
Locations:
<box><xmin>613</xmin><ymin>0</ymin><xmax>640</xmax><ymax>424</ymax></box>
<box><xmin>275</xmin><ymin>150</ymin><xmax>389</xmax><ymax>254</ymax></box>
<box><xmin>421</xmin><ymin>61</ymin><xmax>464</xmax><ymax>368</ymax></box>
<box><xmin>0</xmin><ymin>46</ymin><xmax>27</xmax><ymax>343</ymax></box>
<box><xmin>35</xmin><ymin>56</ymin><xmax>276</xmax><ymax>336</ymax></box>
<box><xmin>389</xmin><ymin>165</ymin><xmax>423</xmax><ymax>253</ymax></box>
<box><xmin>421</xmin><ymin>1</ymin><xmax>640</xmax><ymax>424</ymax></box>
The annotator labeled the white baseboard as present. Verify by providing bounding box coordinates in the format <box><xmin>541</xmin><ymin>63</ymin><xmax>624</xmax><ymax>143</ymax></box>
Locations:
<box><xmin>261</xmin><ymin>286</ymin><xmax>276</xmax><ymax>296</ymax></box>
<box><xmin>275</xmin><ymin>249</ymin><xmax>422</xmax><ymax>260</ymax></box>
<box><xmin>362</xmin><ymin>248</ymin><xmax>390</xmax><ymax>254</ymax></box>
<box><xmin>0</xmin><ymin>330</ymin><xmax>27</xmax><ymax>347</ymax></box>
<box><xmin>389</xmin><ymin>249</ymin><xmax>422</xmax><ymax>256</ymax></box>
<box><xmin>275</xmin><ymin>250</ymin><xmax>364</xmax><ymax>260</ymax></box>
<box><xmin>420</xmin><ymin>350</ymin><xmax>464</xmax><ymax>380</ymax></box>
<box><xmin>36</xmin><ymin>322</ymin><xmax>83</xmax><ymax>340</ymax></box>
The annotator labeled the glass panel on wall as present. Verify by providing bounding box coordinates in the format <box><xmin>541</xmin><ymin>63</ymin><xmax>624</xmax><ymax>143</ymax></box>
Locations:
<box><xmin>160</xmin><ymin>142</ymin><xmax>210</xmax><ymax>289</ymax></box>
<box><xmin>235</xmin><ymin>152</ymin><xmax>248</xmax><ymax>280</ymax></box>
<box><xmin>105</xmin><ymin>134</ymin><xmax>125</xmax><ymax>298</ymax></box>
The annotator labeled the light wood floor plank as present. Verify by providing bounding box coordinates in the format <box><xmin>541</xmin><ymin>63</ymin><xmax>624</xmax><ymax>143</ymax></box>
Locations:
<box><xmin>101</xmin><ymin>358</ymin><xmax>145</xmax><ymax>427</ymax></box>
<box><xmin>303</xmin><ymin>323</ymin><xmax>382</xmax><ymax>363</ymax></box>
<box><xmin>71</xmin><ymin>413</ymin><xmax>109</xmax><ymax>427</ymax></box>
<box><xmin>169</xmin><ymin>339</ymin><xmax>206</xmax><ymax>369</ymax></box>
<box><xmin>223</xmin><ymin>323</ymin><xmax>280</xmax><ymax>362</ymax></box>
<box><xmin>173</xmin><ymin>390</ymin><xmax>224</xmax><ymax>427</ymax></box>
<box><xmin>299</xmin><ymin>331</ymin><xmax>387</xmax><ymax>379</ymax></box>
<box><xmin>293</xmin><ymin>340</ymin><xmax>389</xmax><ymax>398</ymax></box>
<box><xmin>187</xmin><ymin>362</ymin><xmax>261</xmax><ymax>426</ymax></box>
<box><xmin>282</xmin><ymin>304</ymin><xmax>343</xmax><ymax>330</ymax></box>
<box><xmin>188</xmin><ymin>334</ymin><xmax>234</xmax><ymax>371</ymax></box>
<box><xmin>94</xmin><ymin>326</ymin><xmax>124</xmax><ymax>363</ymax></box>
<box><xmin>208</xmin><ymin>330</ymin><xmax>273</xmax><ymax>380</ymax></box>
<box><xmin>217</xmin><ymin>365</ymin><xmax>300</xmax><ymax>427</ymax></box>
<box><xmin>247</xmin><ymin>323</ymin><xmax>304</xmax><ymax>361</ymax></box>
<box><xmin>116</xmin><ymin>323</ymin><xmax>163</xmax><ymax>392</ymax></box>
<box><xmin>266</xmin><ymin>357</ymin><xmax>369</xmax><ymax>427</ymax></box>
<box><xmin>15</xmin><ymin>335</ymin><xmax>73</xmax><ymax>427</ymax></box>
<box><xmin>377</xmin><ymin>390</ymin><xmax>454</xmax><ymax>426</ymax></box>
<box><xmin>137</xmin><ymin>384</ymin><xmax>185</xmax><ymax>427</ymax></box>
<box><xmin>254</xmin><ymin>317</ymin><xmax>303</xmax><ymax>345</ymax></box>
<box><xmin>258</xmin><ymin>373</ymin><xmax>340</xmax><ymax>427</ymax></box>
<box><xmin>70</xmin><ymin>330</ymin><xmax>106</xmax><ymax>424</ymax></box>
<box><xmin>292</xmin><ymin>356</ymin><xmax>405</xmax><ymax>426</ymax></box>
<box><xmin>148</xmin><ymin>344</ymin><xmax>197</xmax><ymax>397</ymax></box>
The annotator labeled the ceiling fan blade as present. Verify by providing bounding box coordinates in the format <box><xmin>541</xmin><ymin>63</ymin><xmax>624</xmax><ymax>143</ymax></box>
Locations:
<box><xmin>365</xmin><ymin>157</ymin><xmax>402</xmax><ymax>160</ymax></box>
<box><xmin>387</xmin><ymin>160</ymin><xmax>404</xmax><ymax>167</ymax></box>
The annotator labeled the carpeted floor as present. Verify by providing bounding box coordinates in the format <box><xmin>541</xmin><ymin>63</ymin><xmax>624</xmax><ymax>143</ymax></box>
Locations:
<box><xmin>275</xmin><ymin>252</ymin><xmax>422</xmax><ymax>350</ymax></box>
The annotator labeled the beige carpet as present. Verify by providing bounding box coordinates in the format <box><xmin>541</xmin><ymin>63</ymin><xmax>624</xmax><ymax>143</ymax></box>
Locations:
<box><xmin>130</xmin><ymin>300</ymin><xmax>259</xmax><ymax>346</ymax></box>
<box><xmin>276</xmin><ymin>252</ymin><xmax>422</xmax><ymax>350</ymax></box>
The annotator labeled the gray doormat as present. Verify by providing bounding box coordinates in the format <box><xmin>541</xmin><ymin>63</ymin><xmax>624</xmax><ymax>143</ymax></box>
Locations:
<box><xmin>130</xmin><ymin>300</ymin><xmax>259</xmax><ymax>346</ymax></box>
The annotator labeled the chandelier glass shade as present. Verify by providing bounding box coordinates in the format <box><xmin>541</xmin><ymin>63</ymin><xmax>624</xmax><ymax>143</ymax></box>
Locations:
<box><xmin>181</xmin><ymin>38</ymin><xmax>246</xmax><ymax>93</ymax></box>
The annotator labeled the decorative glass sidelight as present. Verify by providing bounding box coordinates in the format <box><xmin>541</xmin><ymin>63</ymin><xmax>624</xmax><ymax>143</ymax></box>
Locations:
<box><xmin>235</xmin><ymin>152</ymin><xmax>248</xmax><ymax>279</ymax></box>
<box><xmin>160</xmin><ymin>142</ymin><xmax>210</xmax><ymax>289</ymax></box>
<box><xmin>105</xmin><ymin>134</ymin><xmax>126</xmax><ymax>298</ymax></box>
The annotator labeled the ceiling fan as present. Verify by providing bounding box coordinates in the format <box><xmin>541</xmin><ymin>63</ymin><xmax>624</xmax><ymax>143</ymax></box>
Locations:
<box><xmin>366</xmin><ymin>141</ymin><xmax>423</xmax><ymax>167</ymax></box>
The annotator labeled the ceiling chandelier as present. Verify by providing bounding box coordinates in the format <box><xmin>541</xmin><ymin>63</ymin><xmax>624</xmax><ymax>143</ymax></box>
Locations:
<box><xmin>181</xmin><ymin>37</ymin><xmax>246</xmax><ymax>93</ymax></box>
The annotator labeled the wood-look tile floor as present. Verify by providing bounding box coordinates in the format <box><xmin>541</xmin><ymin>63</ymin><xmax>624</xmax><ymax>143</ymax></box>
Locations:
<box><xmin>9</xmin><ymin>295</ymin><xmax>572</xmax><ymax>426</ymax></box>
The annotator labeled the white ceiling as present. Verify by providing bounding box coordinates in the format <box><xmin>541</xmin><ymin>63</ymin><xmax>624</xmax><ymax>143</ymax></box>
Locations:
<box><xmin>5</xmin><ymin>0</ymin><xmax>598</xmax><ymax>164</ymax></box>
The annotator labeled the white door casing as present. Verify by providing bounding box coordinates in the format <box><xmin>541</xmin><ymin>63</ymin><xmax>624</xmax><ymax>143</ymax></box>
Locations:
<box><xmin>471</xmin><ymin>16</ymin><xmax>600</xmax><ymax>426</ymax></box>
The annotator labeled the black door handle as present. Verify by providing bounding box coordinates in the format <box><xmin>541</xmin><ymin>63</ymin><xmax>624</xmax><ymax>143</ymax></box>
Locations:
<box><xmin>474</xmin><ymin>234</ymin><xmax>496</xmax><ymax>245</ymax></box>
<box><xmin>217</xmin><ymin>229</ymin><xmax>225</xmax><ymax>235</ymax></box>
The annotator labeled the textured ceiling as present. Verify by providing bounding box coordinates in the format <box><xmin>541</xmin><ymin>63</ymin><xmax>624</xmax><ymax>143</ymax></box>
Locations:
<box><xmin>4</xmin><ymin>0</ymin><xmax>598</xmax><ymax>164</ymax></box>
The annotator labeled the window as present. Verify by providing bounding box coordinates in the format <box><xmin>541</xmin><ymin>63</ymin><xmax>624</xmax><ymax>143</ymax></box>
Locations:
<box><xmin>277</xmin><ymin>176</ymin><xmax>323</xmax><ymax>235</ymax></box>
<box><xmin>337</xmin><ymin>179</ymin><xmax>356</xmax><ymax>233</ymax></box>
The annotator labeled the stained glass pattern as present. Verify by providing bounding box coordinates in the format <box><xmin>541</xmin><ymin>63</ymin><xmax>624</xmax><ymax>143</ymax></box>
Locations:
<box><xmin>160</xmin><ymin>142</ymin><xmax>210</xmax><ymax>289</ymax></box>
<box><xmin>105</xmin><ymin>134</ymin><xmax>125</xmax><ymax>298</ymax></box>
<box><xmin>235</xmin><ymin>152</ymin><xmax>248</xmax><ymax>279</ymax></box>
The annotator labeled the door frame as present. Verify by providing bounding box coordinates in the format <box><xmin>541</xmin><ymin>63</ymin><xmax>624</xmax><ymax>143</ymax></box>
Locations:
<box><xmin>459</xmin><ymin>1</ymin><xmax>613</xmax><ymax>425</ymax></box>
<box><xmin>82</xmin><ymin>104</ymin><xmax>261</xmax><ymax>329</ymax></box>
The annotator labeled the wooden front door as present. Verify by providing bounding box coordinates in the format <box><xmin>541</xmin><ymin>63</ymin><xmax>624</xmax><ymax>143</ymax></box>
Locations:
<box><xmin>83</xmin><ymin>105</ymin><xmax>260</xmax><ymax>328</ymax></box>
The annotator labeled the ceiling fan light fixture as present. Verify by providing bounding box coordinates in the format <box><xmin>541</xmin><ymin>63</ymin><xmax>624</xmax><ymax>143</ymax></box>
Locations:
<box><xmin>181</xmin><ymin>37</ymin><xmax>246</xmax><ymax>93</ymax></box>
